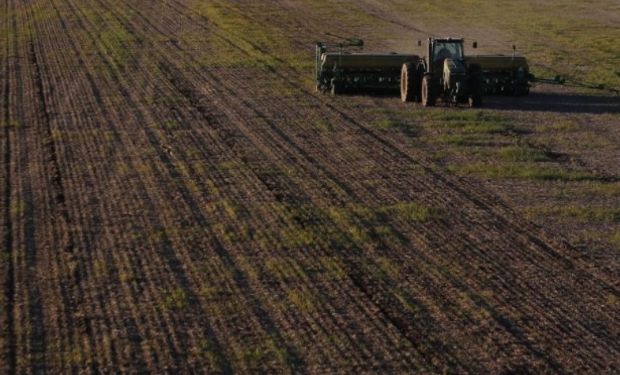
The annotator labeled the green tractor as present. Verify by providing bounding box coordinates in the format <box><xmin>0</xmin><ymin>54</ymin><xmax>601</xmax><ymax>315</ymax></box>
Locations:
<box><xmin>401</xmin><ymin>37</ymin><xmax>483</xmax><ymax>107</ymax></box>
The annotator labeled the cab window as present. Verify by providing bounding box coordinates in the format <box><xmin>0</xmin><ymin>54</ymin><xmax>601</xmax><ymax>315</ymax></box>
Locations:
<box><xmin>433</xmin><ymin>42</ymin><xmax>464</xmax><ymax>62</ymax></box>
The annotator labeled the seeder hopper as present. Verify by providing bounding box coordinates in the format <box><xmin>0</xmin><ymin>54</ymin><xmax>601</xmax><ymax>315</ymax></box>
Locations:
<box><xmin>315</xmin><ymin>39</ymin><xmax>420</xmax><ymax>94</ymax></box>
<box><xmin>466</xmin><ymin>49</ymin><xmax>530</xmax><ymax>96</ymax></box>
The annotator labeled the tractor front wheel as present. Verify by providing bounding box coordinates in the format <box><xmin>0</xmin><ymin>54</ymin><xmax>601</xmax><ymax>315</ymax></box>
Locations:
<box><xmin>421</xmin><ymin>75</ymin><xmax>436</xmax><ymax>107</ymax></box>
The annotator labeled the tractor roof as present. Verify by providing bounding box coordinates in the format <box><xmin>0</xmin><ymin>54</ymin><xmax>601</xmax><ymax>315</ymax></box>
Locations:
<box><xmin>432</xmin><ymin>37</ymin><xmax>465</xmax><ymax>43</ymax></box>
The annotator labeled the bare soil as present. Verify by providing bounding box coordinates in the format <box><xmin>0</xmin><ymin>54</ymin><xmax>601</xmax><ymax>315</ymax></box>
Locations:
<box><xmin>1</xmin><ymin>0</ymin><xmax>618</xmax><ymax>373</ymax></box>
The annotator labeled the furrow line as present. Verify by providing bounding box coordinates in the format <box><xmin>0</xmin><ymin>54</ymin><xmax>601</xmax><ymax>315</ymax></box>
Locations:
<box><xmin>24</xmin><ymin>0</ymin><xmax>116</xmax><ymax>370</ymax></box>
<box><xmin>26</xmin><ymin>35</ymin><xmax>72</xmax><ymax>254</ymax></box>
<box><xmin>55</xmin><ymin>0</ymin><xmax>272</xmax><ymax>370</ymax></box>
<box><xmin>1</xmin><ymin>0</ymin><xmax>16</xmax><ymax>371</ymax></box>
<box><xmin>40</xmin><ymin>2</ymin><xmax>142</xmax><ymax>371</ymax></box>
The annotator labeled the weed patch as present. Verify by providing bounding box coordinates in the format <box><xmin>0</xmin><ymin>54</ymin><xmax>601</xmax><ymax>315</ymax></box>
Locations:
<box><xmin>288</xmin><ymin>289</ymin><xmax>319</xmax><ymax>313</ymax></box>
<box><xmin>162</xmin><ymin>289</ymin><xmax>189</xmax><ymax>311</ymax></box>
<box><xmin>537</xmin><ymin>120</ymin><xmax>582</xmax><ymax>133</ymax></box>
<box><xmin>314</xmin><ymin>119</ymin><xmax>334</xmax><ymax>132</ymax></box>
<box><xmin>387</xmin><ymin>202</ymin><xmax>444</xmax><ymax>222</ymax></box>
<box><xmin>497</xmin><ymin>146</ymin><xmax>552</xmax><ymax>162</ymax></box>
<box><xmin>1</xmin><ymin>120</ymin><xmax>20</xmax><ymax>129</ymax></box>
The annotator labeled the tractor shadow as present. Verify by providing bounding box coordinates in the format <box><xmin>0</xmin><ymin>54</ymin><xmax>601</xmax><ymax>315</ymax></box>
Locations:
<box><xmin>484</xmin><ymin>91</ymin><xmax>620</xmax><ymax>114</ymax></box>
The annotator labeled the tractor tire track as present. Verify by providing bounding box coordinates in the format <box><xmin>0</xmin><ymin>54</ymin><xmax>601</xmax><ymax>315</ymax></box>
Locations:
<box><xmin>44</xmin><ymin>0</ymin><xmax>236</xmax><ymax>370</ymax></box>
<box><xmin>88</xmin><ymin>0</ymin><xmax>426</xmax><ymax>370</ymax></box>
<box><xmin>27</xmin><ymin>38</ymin><xmax>72</xmax><ymax>254</ymax></box>
<box><xmin>22</xmin><ymin>0</ymin><xmax>101</xmax><ymax>370</ymax></box>
<box><xmin>133</xmin><ymin>0</ymin><xmax>616</xmax><ymax>372</ymax></box>
<box><xmin>51</xmin><ymin>0</ymin><xmax>312</xmax><ymax>370</ymax></box>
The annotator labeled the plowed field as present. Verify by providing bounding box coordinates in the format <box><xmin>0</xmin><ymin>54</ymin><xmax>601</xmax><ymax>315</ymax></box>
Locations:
<box><xmin>1</xmin><ymin>0</ymin><xmax>619</xmax><ymax>373</ymax></box>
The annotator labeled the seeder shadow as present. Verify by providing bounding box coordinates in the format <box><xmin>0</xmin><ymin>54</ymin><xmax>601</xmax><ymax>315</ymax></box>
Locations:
<box><xmin>337</xmin><ymin>87</ymin><xmax>401</xmax><ymax>98</ymax></box>
<box><xmin>484</xmin><ymin>92</ymin><xmax>620</xmax><ymax>114</ymax></box>
<box><xmin>336</xmin><ymin>87</ymin><xmax>620</xmax><ymax>114</ymax></box>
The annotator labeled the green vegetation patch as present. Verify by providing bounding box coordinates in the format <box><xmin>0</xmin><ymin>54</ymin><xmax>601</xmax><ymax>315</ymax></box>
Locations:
<box><xmin>433</xmin><ymin>134</ymin><xmax>496</xmax><ymax>147</ymax></box>
<box><xmin>610</xmin><ymin>232</ymin><xmax>620</xmax><ymax>248</ymax></box>
<box><xmin>235</xmin><ymin>338</ymin><xmax>293</xmax><ymax>370</ymax></box>
<box><xmin>537</xmin><ymin>120</ymin><xmax>582</xmax><ymax>133</ymax></box>
<box><xmin>193</xmin><ymin>2</ymin><xmax>310</xmax><ymax>71</ymax></box>
<box><xmin>98</xmin><ymin>25</ymin><xmax>137</xmax><ymax>67</ymax></box>
<box><xmin>0</xmin><ymin>120</ymin><xmax>20</xmax><ymax>129</ymax></box>
<box><xmin>264</xmin><ymin>257</ymin><xmax>305</xmax><ymax>282</ymax></box>
<box><xmin>371</xmin><ymin>118</ymin><xmax>415</xmax><ymax>134</ymax></box>
<box><xmin>387</xmin><ymin>202</ymin><xmax>444</xmax><ymax>222</ymax></box>
<box><xmin>161</xmin><ymin>288</ymin><xmax>189</xmax><ymax>311</ymax></box>
<box><xmin>420</xmin><ymin>110</ymin><xmax>524</xmax><ymax>148</ymax></box>
<box><xmin>314</xmin><ymin>119</ymin><xmax>335</xmax><ymax>132</ymax></box>
<box><xmin>525</xmin><ymin>205</ymin><xmax>620</xmax><ymax>223</ymax></box>
<box><xmin>430</xmin><ymin>111</ymin><xmax>519</xmax><ymax>134</ymax></box>
<box><xmin>552</xmin><ymin>182</ymin><xmax>620</xmax><ymax>198</ymax></box>
<box><xmin>497</xmin><ymin>146</ymin><xmax>553</xmax><ymax>162</ymax></box>
<box><xmin>298</xmin><ymin>0</ymin><xmax>381</xmax><ymax>35</ymax></box>
<box><xmin>450</xmin><ymin>162</ymin><xmax>599</xmax><ymax>181</ymax></box>
<box><xmin>230</xmin><ymin>200</ymin><xmax>443</xmax><ymax>252</ymax></box>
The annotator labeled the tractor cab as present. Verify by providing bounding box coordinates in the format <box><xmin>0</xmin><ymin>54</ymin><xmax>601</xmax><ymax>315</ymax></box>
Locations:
<box><xmin>429</xmin><ymin>38</ymin><xmax>465</xmax><ymax>72</ymax></box>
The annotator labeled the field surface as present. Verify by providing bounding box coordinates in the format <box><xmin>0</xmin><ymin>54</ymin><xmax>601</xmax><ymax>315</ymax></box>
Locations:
<box><xmin>1</xmin><ymin>0</ymin><xmax>619</xmax><ymax>373</ymax></box>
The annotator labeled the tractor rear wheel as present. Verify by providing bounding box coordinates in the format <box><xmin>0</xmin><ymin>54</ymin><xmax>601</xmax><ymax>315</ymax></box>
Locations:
<box><xmin>421</xmin><ymin>75</ymin><xmax>436</xmax><ymax>107</ymax></box>
<box><xmin>400</xmin><ymin>63</ymin><xmax>421</xmax><ymax>102</ymax></box>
